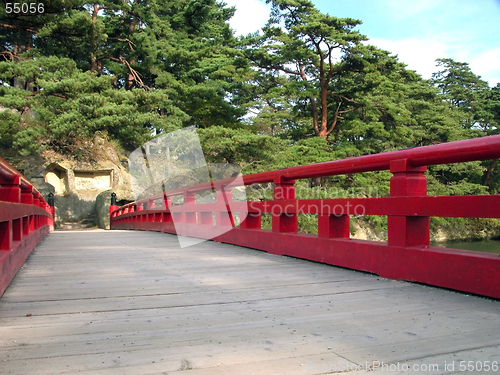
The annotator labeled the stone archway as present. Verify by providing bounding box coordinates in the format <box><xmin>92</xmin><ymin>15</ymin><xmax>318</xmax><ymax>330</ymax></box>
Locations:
<box><xmin>45</xmin><ymin>164</ymin><xmax>69</xmax><ymax>196</ymax></box>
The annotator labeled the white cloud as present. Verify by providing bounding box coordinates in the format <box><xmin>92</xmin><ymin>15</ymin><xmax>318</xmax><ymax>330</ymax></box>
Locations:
<box><xmin>369</xmin><ymin>37</ymin><xmax>500</xmax><ymax>86</ymax></box>
<box><xmin>369</xmin><ymin>37</ymin><xmax>448</xmax><ymax>79</ymax></box>
<box><xmin>224</xmin><ymin>0</ymin><xmax>271</xmax><ymax>36</ymax></box>
<box><xmin>222</xmin><ymin>1</ymin><xmax>500</xmax><ymax>87</ymax></box>
<box><xmin>469</xmin><ymin>48</ymin><xmax>500</xmax><ymax>86</ymax></box>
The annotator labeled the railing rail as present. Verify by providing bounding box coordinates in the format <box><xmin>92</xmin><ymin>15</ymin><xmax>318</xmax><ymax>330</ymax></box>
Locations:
<box><xmin>0</xmin><ymin>156</ymin><xmax>54</xmax><ymax>297</ymax></box>
<box><xmin>111</xmin><ymin>135</ymin><xmax>500</xmax><ymax>299</ymax></box>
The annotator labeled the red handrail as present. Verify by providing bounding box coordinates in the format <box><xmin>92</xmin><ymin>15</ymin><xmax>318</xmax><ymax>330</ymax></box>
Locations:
<box><xmin>0</xmin><ymin>156</ymin><xmax>54</xmax><ymax>297</ymax></box>
<box><xmin>121</xmin><ymin>134</ymin><xmax>500</xmax><ymax>206</ymax></box>
<box><xmin>111</xmin><ymin>135</ymin><xmax>500</xmax><ymax>299</ymax></box>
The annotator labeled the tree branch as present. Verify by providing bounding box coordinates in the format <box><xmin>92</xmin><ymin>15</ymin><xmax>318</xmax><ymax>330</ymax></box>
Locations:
<box><xmin>0</xmin><ymin>23</ymin><xmax>36</xmax><ymax>33</ymax></box>
<box><xmin>483</xmin><ymin>158</ymin><xmax>498</xmax><ymax>186</ymax></box>
<box><xmin>0</xmin><ymin>51</ymin><xmax>15</xmax><ymax>61</ymax></box>
<box><xmin>276</xmin><ymin>66</ymin><xmax>301</xmax><ymax>76</ymax></box>
<box><xmin>327</xmin><ymin>93</ymin><xmax>360</xmax><ymax>104</ymax></box>
<box><xmin>109</xmin><ymin>37</ymin><xmax>135</xmax><ymax>51</ymax></box>
<box><xmin>103</xmin><ymin>56</ymin><xmax>150</xmax><ymax>90</ymax></box>
<box><xmin>326</xmin><ymin>105</ymin><xmax>356</xmax><ymax>135</ymax></box>
<box><xmin>27</xmin><ymin>91</ymin><xmax>66</xmax><ymax>99</ymax></box>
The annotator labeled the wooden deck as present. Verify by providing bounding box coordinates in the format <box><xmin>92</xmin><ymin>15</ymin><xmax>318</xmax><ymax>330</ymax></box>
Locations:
<box><xmin>0</xmin><ymin>230</ymin><xmax>499</xmax><ymax>374</ymax></box>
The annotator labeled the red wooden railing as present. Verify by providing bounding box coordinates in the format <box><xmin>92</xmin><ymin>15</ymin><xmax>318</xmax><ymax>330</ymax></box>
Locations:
<box><xmin>111</xmin><ymin>135</ymin><xmax>500</xmax><ymax>299</ymax></box>
<box><xmin>0</xmin><ymin>157</ymin><xmax>54</xmax><ymax>297</ymax></box>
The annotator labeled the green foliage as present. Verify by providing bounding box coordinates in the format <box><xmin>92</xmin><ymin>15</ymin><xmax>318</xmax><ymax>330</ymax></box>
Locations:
<box><xmin>245</xmin><ymin>0</ymin><xmax>366</xmax><ymax>139</ymax></box>
<box><xmin>0</xmin><ymin>56</ymin><xmax>188</xmax><ymax>155</ymax></box>
<box><xmin>432</xmin><ymin>58</ymin><xmax>491</xmax><ymax>130</ymax></box>
<box><xmin>0</xmin><ymin>109</ymin><xmax>20</xmax><ymax>148</ymax></box>
<box><xmin>0</xmin><ymin>0</ymin><xmax>249</xmax><ymax>154</ymax></box>
<box><xmin>198</xmin><ymin>126</ymin><xmax>287</xmax><ymax>173</ymax></box>
<box><xmin>430</xmin><ymin>217</ymin><xmax>500</xmax><ymax>242</ymax></box>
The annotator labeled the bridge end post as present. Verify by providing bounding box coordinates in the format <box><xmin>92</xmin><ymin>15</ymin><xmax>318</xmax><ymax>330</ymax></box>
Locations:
<box><xmin>47</xmin><ymin>193</ymin><xmax>55</xmax><ymax>220</ymax></box>
<box><xmin>109</xmin><ymin>192</ymin><xmax>118</xmax><ymax>229</ymax></box>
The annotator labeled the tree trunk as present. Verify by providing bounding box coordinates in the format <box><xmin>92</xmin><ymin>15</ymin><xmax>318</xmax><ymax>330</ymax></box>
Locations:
<box><xmin>90</xmin><ymin>4</ymin><xmax>99</xmax><ymax>72</ymax></box>
<box><xmin>483</xmin><ymin>159</ymin><xmax>498</xmax><ymax>186</ymax></box>
<box><xmin>126</xmin><ymin>16</ymin><xmax>136</xmax><ymax>89</ymax></box>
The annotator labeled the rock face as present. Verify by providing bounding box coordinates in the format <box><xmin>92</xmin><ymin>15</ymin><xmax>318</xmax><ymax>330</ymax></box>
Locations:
<box><xmin>18</xmin><ymin>136</ymin><xmax>134</xmax><ymax>229</ymax></box>
<box><xmin>96</xmin><ymin>186</ymin><xmax>135</xmax><ymax>229</ymax></box>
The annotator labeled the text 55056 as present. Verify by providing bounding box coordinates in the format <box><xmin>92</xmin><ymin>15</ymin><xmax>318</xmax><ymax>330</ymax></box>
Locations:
<box><xmin>5</xmin><ymin>3</ymin><xmax>45</xmax><ymax>14</ymax></box>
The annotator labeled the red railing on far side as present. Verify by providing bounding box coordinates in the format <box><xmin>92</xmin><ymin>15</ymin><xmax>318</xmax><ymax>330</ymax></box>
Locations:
<box><xmin>0</xmin><ymin>157</ymin><xmax>54</xmax><ymax>297</ymax></box>
<box><xmin>111</xmin><ymin>135</ymin><xmax>500</xmax><ymax>299</ymax></box>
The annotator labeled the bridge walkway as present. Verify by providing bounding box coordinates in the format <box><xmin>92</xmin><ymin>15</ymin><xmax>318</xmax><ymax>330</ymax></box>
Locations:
<box><xmin>0</xmin><ymin>230</ymin><xmax>499</xmax><ymax>374</ymax></box>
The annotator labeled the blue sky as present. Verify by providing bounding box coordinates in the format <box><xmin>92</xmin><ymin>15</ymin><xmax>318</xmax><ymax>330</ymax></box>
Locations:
<box><xmin>224</xmin><ymin>0</ymin><xmax>500</xmax><ymax>86</ymax></box>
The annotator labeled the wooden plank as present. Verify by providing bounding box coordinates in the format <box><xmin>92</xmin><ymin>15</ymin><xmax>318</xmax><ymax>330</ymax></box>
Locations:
<box><xmin>0</xmin><ymin>281</ymin><xmax>408</xmax><ymax>317</ymax></box>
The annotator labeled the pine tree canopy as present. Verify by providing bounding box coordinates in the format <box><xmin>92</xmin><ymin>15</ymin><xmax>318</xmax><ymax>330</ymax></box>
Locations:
<box><xmin>0</xmin><ymin>0</ymin><xmax>250</xmax><ymax>155</ymax></box>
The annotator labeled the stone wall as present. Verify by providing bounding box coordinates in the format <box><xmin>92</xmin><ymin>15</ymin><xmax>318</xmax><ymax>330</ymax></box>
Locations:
<box><xmin>22</xmin><ymin>136</ymin><xmax>134</xmax><ymax>229</ymax></box>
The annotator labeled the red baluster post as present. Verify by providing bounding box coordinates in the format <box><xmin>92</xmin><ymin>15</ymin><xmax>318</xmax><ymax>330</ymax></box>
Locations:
<box><xmin>388</xmin><ymin>159</ymin><xmax>429</xmax><ymax>247</ymax></box>
<box><xmin>21</xmin><ymin>186</ymin><xmax>34</xmax><ymax>236</ymax></box>
<box><xmin>0</xmin><ymin>175</ymin><xmax>21</xmax><ymax>203</ymax></box>
<box><xmin>272</xmin><ymin>176</ymin><xmax>297</xmax><ymax>233</ymax></box>
<box><xmin>163</xmin><ymin>195</ymin><xmax>173</xmax><ymax>224</ymax></box>
<box><xmin>0</xmin><ymin>175</ymin><xmax>21</xmax><ymax>250</ymax></box>
<box><xmin>216</xmin><ymin>187</ymin><xmax>233</xmax><ymax>227</ymax></box>
<box><xmin>318</xmin><ymin>212</ymin><xmax>350</xmax><ymax>238</ymax></box>
<box><xmin>184</xmin><ymin>192</ymin><xmax>196</xmax><ymax>224</ymax></box>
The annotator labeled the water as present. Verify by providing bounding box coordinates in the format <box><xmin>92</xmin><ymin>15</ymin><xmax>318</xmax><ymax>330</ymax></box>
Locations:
<box><xmin>433</xmin><ymin>239</ymin><xmax>500</xmax><ymax>254</ymax></box>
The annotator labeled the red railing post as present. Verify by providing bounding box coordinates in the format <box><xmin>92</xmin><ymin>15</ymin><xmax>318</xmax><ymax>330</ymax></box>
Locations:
<box><xmin>240</xmin><ymin>209</ymin><xmax>261</xmax><ymax>229</ymax></box>
<box><xmin>33</xmin><ymin>192</ymin><xmax>41</xmax><ymax>229</ymax></box>
<box><xmin>199</xmin><ymin>211</ymin><xmax>213</xmax><ymax>225</ymax></box>
<box><xmin>163</xmin><ymin>195</ymin><xmax>173</xmax><ymax>224</ymax></box>
<box><xmin>216</xmin><ymin>187</ymin><xmax>233</xmax><ymax>227</ymax></box>
<box><xmin>318</xmin><ymin>213</ymin><xmax>350</xmax><ymax>238</ymax></box>
<box><xmin>172</xmin><ymin>197</ymin><xmax>184</xmax><ymax>224</ymax></box>
<box><xmin>21</xmin><ymin>187</ymin><xmax>34</xmax><ymax>236</ymax></box>
<box><xmin>0</xmin><ymin>174</ymin><xmax>21</xmax><ymax>203</ymax></box>
<box><xmin>164</xmin><ymin>195</ymin><xmax>172</xmax><ymax>207</ymax></box>
<box><xmin>0</xmin><ymin>175</ymin><xmax>22</xmax><ymax>248</ymax></box>
<box><xmin>184</xmin><ymin>192</ymin><xmax>196</xmax><ymax>224</ymax></box>
<box><xmin>388</xmin><ymin>159</ymin><xmax>429</xmax><ymax>247</ymax></box>
<box><xmin>147</xmin><ymin>199</ymin><xmax>155</xmax><ymax>222</ymax></box>
<box><xmin>20</xmin><ymin>186</ymin><xmax>35</xmax><ymax>234</ymax></box>
<box><xmin>20</xmin><ymin>185</ymin><xmax>33</xmax><ymax>205</ymax></box>
<box><xmin>148</xmin><ymin>199</ymin><xmax>155</xmax><ymax>209</ymax></box>
<box><xmin>272</xmin><ymin>176</ymin><xmax>297</xmax><ymax>233</ymax></box>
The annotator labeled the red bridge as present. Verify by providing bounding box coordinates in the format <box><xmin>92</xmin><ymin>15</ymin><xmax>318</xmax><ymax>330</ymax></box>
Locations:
<box><xmin>111</xmin><ymin>135</ymin><xmax>500</xmax><ymax>299</ymax></box>
<box><xmin>1</xmin><ymin>136</ymin><xmax>500</xmax><ymax>374</ymax></box>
